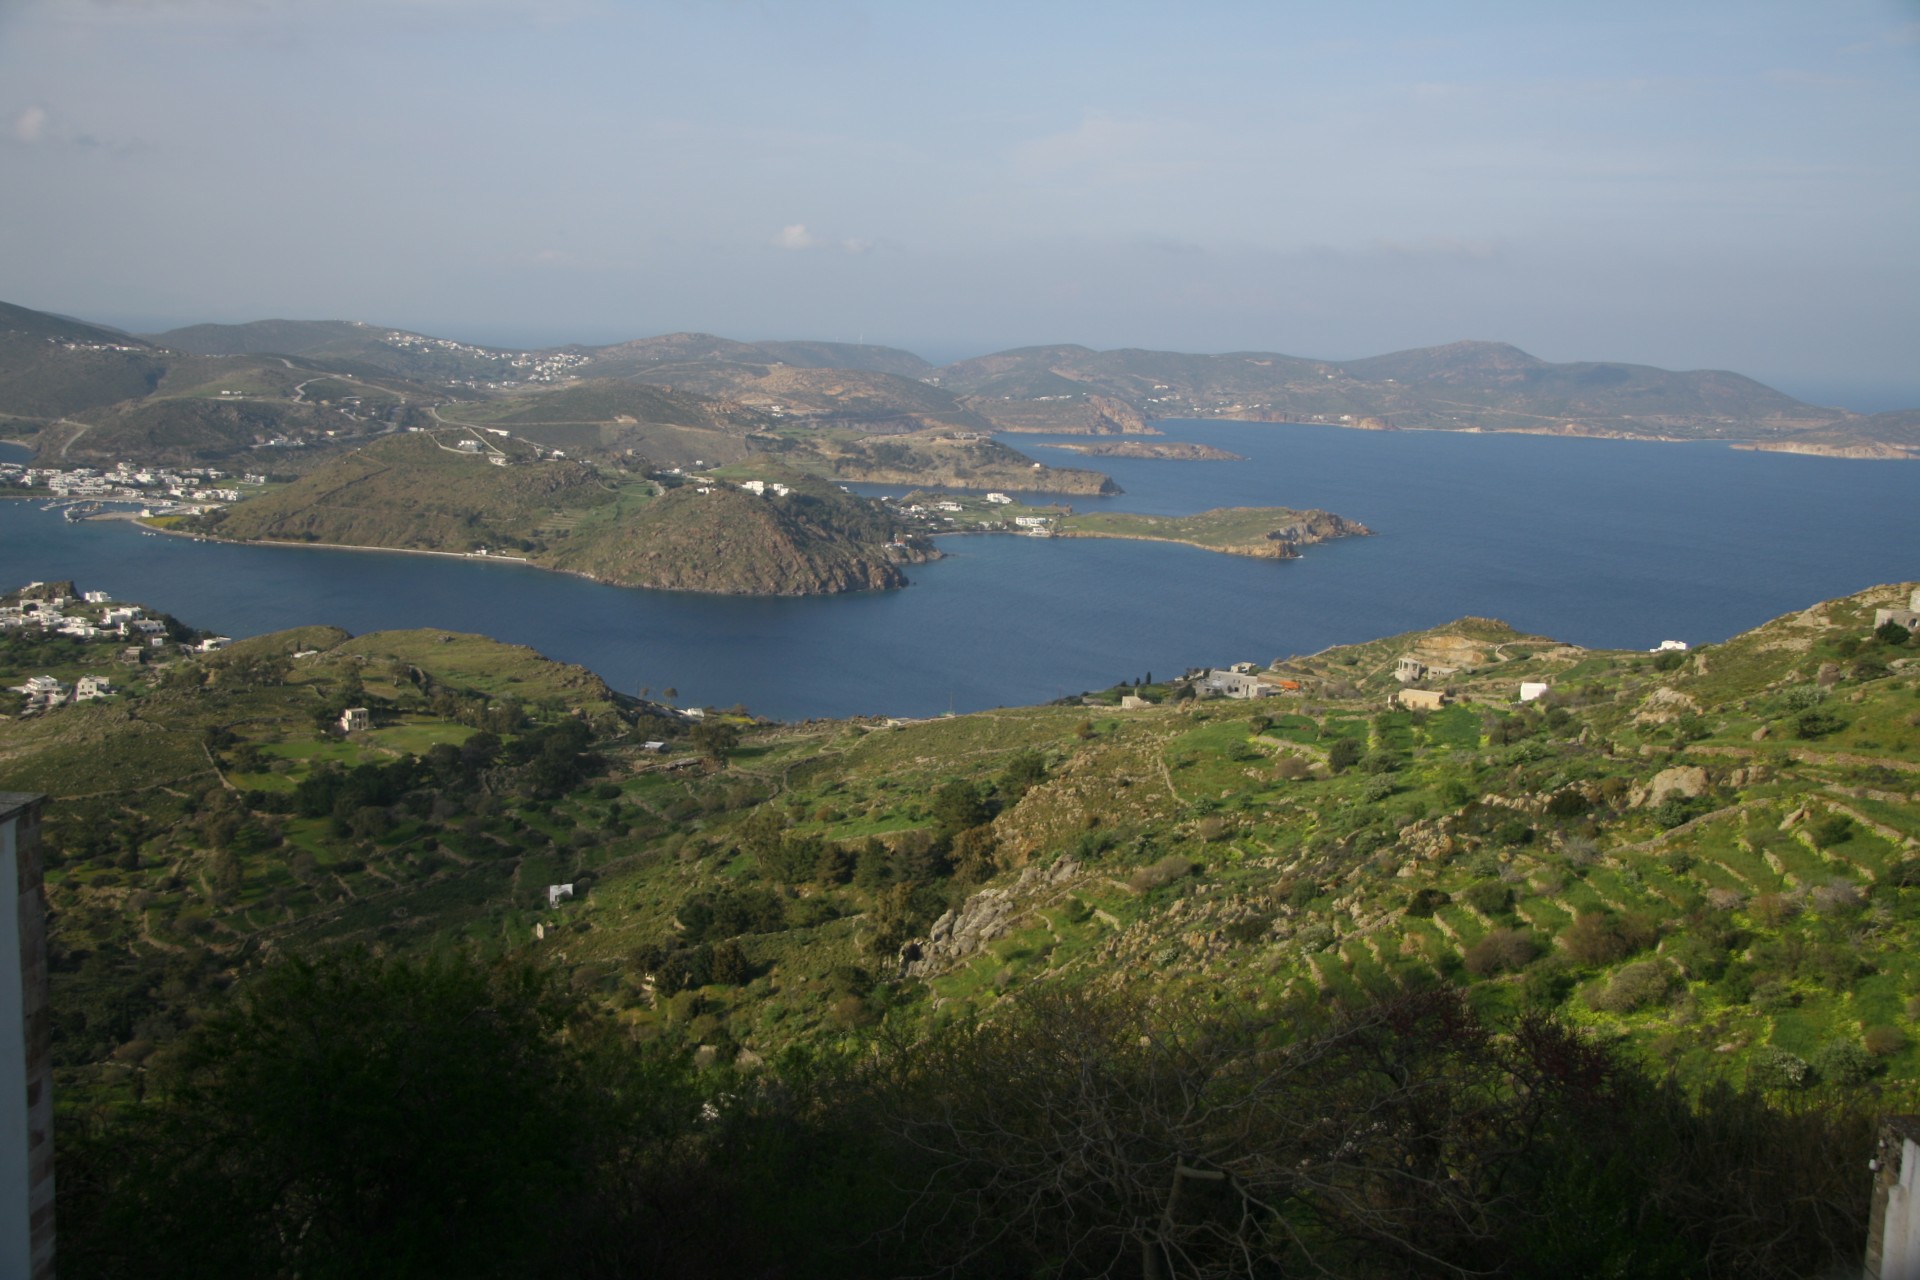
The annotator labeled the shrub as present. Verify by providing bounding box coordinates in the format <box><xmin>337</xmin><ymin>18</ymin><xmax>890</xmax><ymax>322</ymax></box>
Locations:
<box><xmin>1128</xmin><ymin>855</ymin><xmax>1197</xmax><ymax>894</ymax></box>
<box><xmin>1404</xmin><ymin>888</ymin><xmax>1451</xmax><ymax>918</ymax></box>
<box><xmin>1586</xmin><ymin>960</ymin><xmax>1674</xmax><ymax>1014</ymax></box>
<box><xmin>1812</xmin><ymin>1040</ymin><xmax>1878</xmax><ymax>1087</ymax></box>
<box><xmin>1293</xmin><ymin>922</ymin><xmax>1335</xmax><ymax>952</ymax></box>
<box><xmin>1561</xmin><ymin>910</ymin><xmax>1657</xmax><ymax>967</ymax></box>
<box><xmin>1876</xmin><ymin>620</ymin><xmax>1911</xmax><ymax>646</ymax></box>
<box><xmin>1704</xmin><ymin>887</ymin><xmax>1746</xmax><ymax>912</ymax></box>
<box><xmin>1521</xmin><ymin>959</ymin><xmax>1574</xmax><ymax>1008</ymax></box>
<box><xmin>1463</xmin><ymin>928</ymin><xmax>1538</xmax><ymax>977</ymax></box>
<box><xmin>1808</xmin><ymin>815</ymin><xmax>1855</xmax><ymax>849</ymax></box>
<box><xmin>1781</xmin><ymin>685</ymin><xmax>1826</xmax><ymax>712</ymax></box>
<box><xmin>1809</xmin><ymin>879</ymin><xmax>1865</xmax><ymax>915</ymax></box>
<box><xmin>1327</xmin><ymin>737</ymin><xmax>1363</xmax><ymax>773</ymax></box>
<box><xmin>1359</xmin><ymin>776</ymin><xmax>1396</xmax><ymax>803</ymax></box>
<box><xmin>1753</xmin><ymin>1047</ymin><xmax>1812</xmax><ymax>1090</ymax></box>
<box><xmin>1664</xmin><ymin>933</ymin><xmax>1729</xmax><ymax>982</ymax></box>
<box><xmin>1460</xmin><ymin>880</ymin><xmax>1514</xmax><ymax>917</ymax></box>
<box><xmin>1863</xmin><ymin>1025</ymin><xmax>1907</xmax><ymax>1057</ymax></box>
<box><xmin>1795</xmin><ymin>709</ymin><xmax>1846</xmax><ymax>740</ymax></box>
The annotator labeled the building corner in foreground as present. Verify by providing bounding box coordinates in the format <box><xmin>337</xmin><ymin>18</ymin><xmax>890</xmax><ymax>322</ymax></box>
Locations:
<box><xmin>0</xmin><ymin>793</ymin><xmax>53</xmax><ymax>1280</ymax></box>
<box><xmin>1867</xmin><ymin>1116</ymin><xmax>1920</xmax><ymax>1280</ymax></box>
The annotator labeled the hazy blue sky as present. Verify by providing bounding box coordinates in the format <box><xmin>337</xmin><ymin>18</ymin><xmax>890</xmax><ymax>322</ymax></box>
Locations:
<box><xmin>2</xmin><ymin>0</ymin><xmax>1916</xmax><ymax>406</ymax></box>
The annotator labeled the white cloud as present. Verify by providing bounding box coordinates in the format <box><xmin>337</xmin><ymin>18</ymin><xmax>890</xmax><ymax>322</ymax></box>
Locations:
<box><xmin>774</xmin><ymin>223</ymin><xmax>821</xmax><ymax>250</ymax></box>
<box><xmin>772</xmin><ymin>223</ymin><xmax>879</xmax><ymax>254</ymax></box>
<box><xmin>10</xmin><ymin>106</ymin><xmax>48</xmax><ymax>145</ymax></box>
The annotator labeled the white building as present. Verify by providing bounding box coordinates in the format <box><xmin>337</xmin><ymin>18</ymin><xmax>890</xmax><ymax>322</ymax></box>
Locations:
<box><xmin>1518</xmin><ymin>682</ymin><xmax>1550</xmax><ymax>703</ymax></box>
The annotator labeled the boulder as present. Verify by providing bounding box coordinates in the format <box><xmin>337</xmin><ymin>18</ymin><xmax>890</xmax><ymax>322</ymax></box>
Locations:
<box><xmin>1631</xmin><ymin>765</ymin><xmax>1710</xmax><ymax>808</ymax></box>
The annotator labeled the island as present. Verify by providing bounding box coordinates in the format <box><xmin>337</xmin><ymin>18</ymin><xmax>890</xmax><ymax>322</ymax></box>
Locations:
<box><xmin>1044</xmin><ymin>441</ymin><xmax>1245</xmax><ymax>461</ymax></box>
<box><xmin>882</xmin><ymin>491</ymin><xmax>1370</xmax><ymax>560</ymax></box>
<box><xmin>1050</xmin><ymin>506</ymin><xmax>1370</xmax><ymax>558</ymax></box>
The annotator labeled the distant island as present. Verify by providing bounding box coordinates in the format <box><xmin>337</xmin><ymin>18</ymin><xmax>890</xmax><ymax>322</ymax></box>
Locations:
<box><xmin>1045</xmin><ymin>441</ymin><xmax>1244</xmax><ymax>461</ymax></box>
<box><xmin>4</xmin><ymin>299</ymin><xmax>1915</xmax><ymax>478</ymax></box>
<box><xmin>1050</xmin><ymin>507</ymin><xmax>1369</xmax><ymax>559</ymax></box>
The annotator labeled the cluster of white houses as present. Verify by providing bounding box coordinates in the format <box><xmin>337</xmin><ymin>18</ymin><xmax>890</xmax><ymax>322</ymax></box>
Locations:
<box><xmin>1</xmin><ymin>584</ymin><xmax>232</xmax><ymax>714</ymax></box>
<box><xmin>1</xmin><ymin>459</ymin><xmax>256</xmax><ymax>506</ymax></box>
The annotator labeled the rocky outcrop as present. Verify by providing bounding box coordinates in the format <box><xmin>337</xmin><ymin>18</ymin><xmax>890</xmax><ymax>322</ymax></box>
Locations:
<box><xmin>1634</xmin><ymin>686</ymin><xmax>1701</xmax><ymax>724</ymax></box>
<box><xmin>1631</xmin><ymin>765</ymin><xmax>1711</xmax><ymax>809</ymax></box>
<box><xmin>1085</xmin><ymin>395</ymin><xmax>1151</xmax><ymax>435</ymax></box>
<box><xmin>900</xmin><ymin>857</ymin><xmax>1080</xmax><ymax>979</ymax></box>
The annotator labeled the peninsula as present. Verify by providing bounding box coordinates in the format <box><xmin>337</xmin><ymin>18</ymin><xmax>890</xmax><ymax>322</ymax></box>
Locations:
<box><xmin>1050</xmin><ymin>506</ymin><xmax>1370</xmax><ymax>558</ymax></box>
<box><xmin>185</xmin><ymin>434</ymin><xmax>936</xmax><ymax>596</ymax></box>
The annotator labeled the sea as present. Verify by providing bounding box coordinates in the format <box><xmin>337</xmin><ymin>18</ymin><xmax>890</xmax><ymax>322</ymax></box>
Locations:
<box><xmin>2</xmin><ymin>424</ymin><xmax>1915</xmax><ymax>722</ymax></box>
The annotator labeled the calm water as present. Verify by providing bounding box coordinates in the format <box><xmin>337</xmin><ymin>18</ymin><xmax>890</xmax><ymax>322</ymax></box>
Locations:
<box><xmin>1</xmin><ymin>425</ymin><xmax>1915</xmax><ymax>720</ymax></box>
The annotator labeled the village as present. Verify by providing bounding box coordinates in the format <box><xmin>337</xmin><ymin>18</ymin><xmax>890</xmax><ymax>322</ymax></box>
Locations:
<box><xmin>0</xmin><ymin>457</ymin><xmax>263</xmax><ymax>512</ymax></box>
<box><xmin>0</xmin><ymin>580</ymin><xmax>234</xmax><ymax>715</ymax></box>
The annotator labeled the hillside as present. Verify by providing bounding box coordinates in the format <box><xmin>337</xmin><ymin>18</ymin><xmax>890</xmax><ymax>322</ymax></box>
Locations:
<box><xmin>20</xmin><ymin>298</ymin><xmax>1920</xmax><ymax>463</ymax></box>
<box><xmin>195</xmin><ymin>434</ymin><xmax>933</xmax><ymax>595</ymax></box>
<box><xmin>940</xmin><ymin>339</ymin><xmax>1853</xmax><ymax>443</ymax></box>
<box><xmin>747</xmin><ymin>426</ymin><xmax>1120</xmax><ymax>494</ymax></box>
<box><xmin>13</xmin><ymin>579</ymin><xmax>1920</xmax><ymax>1275</ymax></box>
<box><xmin>584</xmin><ymin>331</ymin><xmax>934</xmax><ymax>380</ymax></box>
<box><xmin>1739</xmin><ymin>408</ymin><xmax>1920</xmax><ymax>460</ymax></box>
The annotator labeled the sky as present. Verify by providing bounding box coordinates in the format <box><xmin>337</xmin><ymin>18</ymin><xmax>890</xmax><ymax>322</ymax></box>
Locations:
<box><xmin>2</xmin><ymin>0</ymin><xmax>1917</xmax><ymax>408</ymax></box>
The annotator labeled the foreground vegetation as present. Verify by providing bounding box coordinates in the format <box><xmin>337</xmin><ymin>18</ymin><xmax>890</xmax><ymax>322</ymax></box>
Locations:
<box><xmin>6</xmin><ymin>578</ymin><xmax>1920</xmax><ymax>1272</ymax></box>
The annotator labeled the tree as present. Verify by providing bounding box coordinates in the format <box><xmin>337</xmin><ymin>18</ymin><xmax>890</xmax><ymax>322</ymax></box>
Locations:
<box><xmin>1876</xmin><ymin>620</ymin><xmax>1911</xmax><ymax>646</ymax></box>
<box><xmin>690</xmin><ymin>719</ymin><xmax>741</xmax><ymax>765</ymax></box>
<box><xmin>1327</xmin><ymin>736</ymin><xmax>1363</xmax><ymax>773</ymax></box>
<box><xmin>63</xmin><ymin>952</ymin><xmax>586</xmax><ymax>1280</ymax></box>
<box><xmin>930</xmin><ymin>779</ymin><xmax>989</xmax><ymax>834</ymax></box>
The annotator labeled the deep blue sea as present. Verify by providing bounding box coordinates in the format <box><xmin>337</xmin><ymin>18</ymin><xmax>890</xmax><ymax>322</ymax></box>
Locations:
<box><xmin>2</xmin><ymin>425</ymin><xmax>1915</xmax><ymax>721</ymax></box>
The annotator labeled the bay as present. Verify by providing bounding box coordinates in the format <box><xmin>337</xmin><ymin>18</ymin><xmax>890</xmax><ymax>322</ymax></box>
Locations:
<box><xmin>1</xmin><ymin>423</ymin><xmax>1915</xmax><ymax>721</ymax></box>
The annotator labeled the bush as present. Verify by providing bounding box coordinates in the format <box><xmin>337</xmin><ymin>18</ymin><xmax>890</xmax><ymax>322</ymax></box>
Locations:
<box><xmin>1128</xmin><ymin>855</ymin><xmax>1197</xmax><ymax>894</ymax></box>
<box><xmin>1460</xmin><ymin>880</ymin><xmax>1514</xmax><ymax>917</ymax></box>
<box><xmin>1521</xmin><ymin>959</ymin><xmax>1574</xmax><ymax>1008</ymax></box>
<box><xmin>1863</xmin><ymin>1025</ymin><xmax>1907</xmax><ymax>1057</ymax></box>
<box><xmin>1664</xmin><ymin>933</ymin><xmax>1729</xmax><ymax>982</ymax></box>
<box><xmin>1404</xmin><ymin>887</ymin><xmax>1451</xmax><ymax>918</ymax></box>
<box><xmin>1753</xmin><ymin>1047</ymin><xmax>1813</xmax><ymax>1090</ymax></box>
<box><xmin>1795</xmin><ymin>709</ymin><xmax>1846</xmax><ymax>740</ymax></box>
<box><xmin>1808</xmin><ymin>815</ymin><xmax>1855</xmax><ymax>849</ymax></box>
<box><xmin>1585</xmin><ymin>960</ymin><xmax>1674</xmax><ymax>1014</ymax></box>
<box><xmin>1327</xmin><ymin>737</ymin><xmax>1363</xmax><ymax>773</ymax></box>
<box><xmin>1463</xmin><ymin>928</ymin><xmax>1538</xmax><ymax>977</ymax></box>
<box><xmin>1809</xmin><ymin>879</ymin><xmax>1865</xmax><ymax>915</ymax></box>
<box><xmin>1561</xmin><ymin>910</ymin><xmax>1657</xmax><ymax>967</ymax></box>
<box><xmin>1812</xmin><ymin>1039</ymin><xmax>1878</xmax><ymax>1087</ymax></box>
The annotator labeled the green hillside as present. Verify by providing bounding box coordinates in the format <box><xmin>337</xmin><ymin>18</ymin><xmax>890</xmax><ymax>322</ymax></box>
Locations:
<box><xmin>748</xmin><ymin>426</ymin><xmax>1120</xmax><ymax>494</ymax></box>
<box><xmin>196</xmin><ymin>435</ymin><xmax>932</xmax><ymax>594</ymax></box>
<box><xmin>16</xmin><ymin>580</ymin><xmax>1918</xmax><ymax>1276</ymax></box>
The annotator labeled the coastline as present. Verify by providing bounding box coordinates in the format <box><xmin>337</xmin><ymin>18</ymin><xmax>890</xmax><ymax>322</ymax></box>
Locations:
<box><xmin>1136</xmin><ymin>414</ymin><xmax>1920</xmax><ymax>459</ymax></box>
<box><xmin>111</xmin><ymin>513</ymin><xmax>933</xmax><ymax>598</ymax></box>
